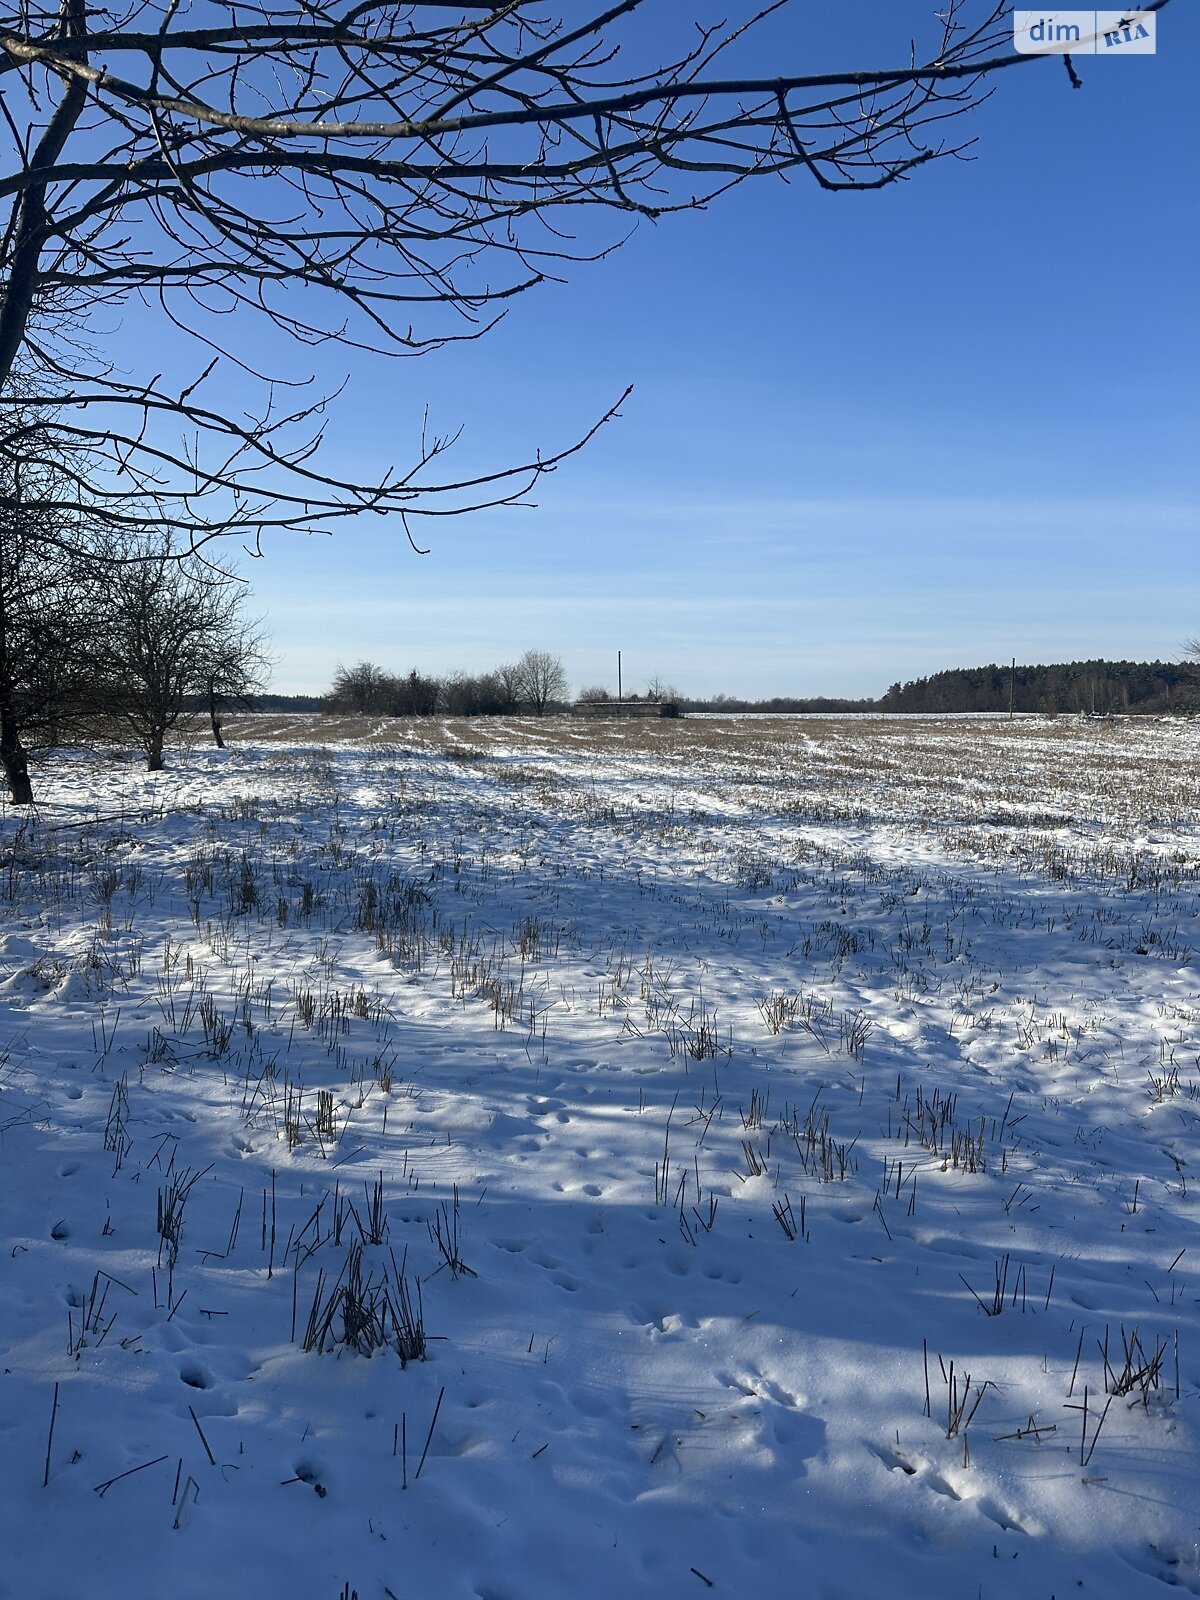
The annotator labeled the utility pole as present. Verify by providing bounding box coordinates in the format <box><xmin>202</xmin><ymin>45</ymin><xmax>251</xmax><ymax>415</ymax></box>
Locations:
<box><xmin>1009</xmin><ymin>657</ymin><xmax>1016</xmax><ymax>721</ymax></box>
<box><xmin>618</xmin><ymin>651</ymin><xmax>623</xmax><ymax>705</ymax></box>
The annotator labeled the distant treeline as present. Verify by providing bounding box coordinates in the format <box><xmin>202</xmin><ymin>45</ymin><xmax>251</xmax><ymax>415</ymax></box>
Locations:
<box><xmin>188</xmin><ymin>692</ymin><xmax>326</xmax><ymax>713</ymax></box>
<box><xmin>876</xmin><ymin>661</ymin><xmax>1198</xmax><ymax>716</ymax></box>
<box><xmin>681</xmin><ymin>694</ymin><xmax>876</xmax><ymax>713</ymax></box>
<box><xmin>248</xmin><ymin>661</ymin><xmax>1198</xmax><ymax>718</ymax></box>
<box><xmin>322</xmin><ymin>653</ymin><xmax>569</xmax><ymax>717</ymax></box>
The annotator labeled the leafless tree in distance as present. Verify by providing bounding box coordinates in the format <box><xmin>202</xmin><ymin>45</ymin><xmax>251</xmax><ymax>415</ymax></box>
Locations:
<box><xmin>328</xmin><ymin>662</ymin><xmax>391</xmax><ymax>716</ymax></box>
<box><xmin>645</xmin><ymin>676</ymin><xmax>681</xmax><ymax>703</ymax></box>
<box><xmin>494</xmin><ymin>661</ymin><xmax>528</xmax><ymax>715</ymax></box>
<box><xmin>381</xmin><ymin>670</ymin><xmax>440</xmax><ymax>718</ymax></box>
<box><xmin>198</xmin><ymin>616</ymin><xmax>272</xmax><ymax>749</ymax></box>
<box><xmin>90</xmin><ymin>545</ymin><xmax>269</xmax><ymax>770</ymax></box>
<box><xmin>516</xmin><ymin>650</ymin><xmax>568</xmax><ymax>716</ymax></box>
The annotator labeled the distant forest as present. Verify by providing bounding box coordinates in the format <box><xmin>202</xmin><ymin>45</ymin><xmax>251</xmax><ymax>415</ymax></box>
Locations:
<box><xmin>238</xmin><ymin>693</ymin><xmax>327</xmax><ymax>712</ymax></box>
<box><xmin>874</xmin><ymin>660</ymin><xmax>1198</xmax><ymax>716</ymax></box>
<box><xmin>248</xmin><ymin>661</ymin><xmax>1198</xmax><ymax>717</ymax></box>
<box><xmin>681</xmin><ymin>695</ymin><xmax>876</xmax><ymax>713</ymax></box>
<box><xmin>683</xmin><ymin>661</ymin><xmax>1198</xmax><ymax>715</ymax></box>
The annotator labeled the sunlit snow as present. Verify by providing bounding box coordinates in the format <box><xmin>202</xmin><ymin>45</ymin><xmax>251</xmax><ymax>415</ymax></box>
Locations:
<box><xmin>2</xmin><ymin>713</ymin><xmax>1198</xmax><ymax>1598</ymax></box>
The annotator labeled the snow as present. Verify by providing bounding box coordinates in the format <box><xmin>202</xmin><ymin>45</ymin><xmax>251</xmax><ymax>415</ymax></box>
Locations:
<box><xmin>1</xmin><ymin>713</ymin><xmax>1198</xmax><ymax>1599</ymax></box>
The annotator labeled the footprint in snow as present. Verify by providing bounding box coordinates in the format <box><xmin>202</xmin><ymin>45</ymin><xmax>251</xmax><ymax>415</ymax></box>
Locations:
<box><xmin>758</xmin><ymin>1376</ymin><xmax>803</xmax><ymax>1409</ymax></box>
<box><xmin>977</xmin><ymin>1496</ymin><xmax>1035</xmax><ymax>1535</ymax></box>
<box><xmin>527</xmin><ymin>1097</ymin><xmax>565</xmax><ymax>1116</ymax></box>
<box><xmin>926</xmin><ymin>1472</ymin><xmax>961</xmax><ymax>1501</ymax></box>
<box><xmin>291</xmin><ymin>1459</ymin><xmax>329</xmax><ymax>1496</ymax></box>
<box><xmin>702</xmin><ymin>1262</ymin><xmax>742</xmax><ymax>1284</ymax></box>
<box><xmin>568</xmin><ymin>1386</ymin><xmax>610</xmax><ymax>1419</ymax></box>
<box><xmin>867</xmin><ymin>1439</ymin><xmax>918</xmax><ymax>1475</ymax></box>
<box><xmin>719</xmin><ymin>1371</ymin><xmax>803</xmax><ymax>1409</ymax></box>
<box><xmin>1118</xmin><ymin>1541</ymin><xmax>1200</xmax><ymax>1595</ymax></box>
<box><xmin>717</xmin><ymin>1371</ymin><xmax>761</xmax><ymax>1399</ymax></box>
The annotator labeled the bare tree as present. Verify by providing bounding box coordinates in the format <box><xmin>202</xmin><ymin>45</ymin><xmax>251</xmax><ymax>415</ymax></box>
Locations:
<box><xmin>198</xmin><ymin>616</ymin><xmax>272</xmax><ymax>749</ymax></box>
<box><xmin>645</xmin><ymin>676</ymin><xmax>681</xmax><ymax>703</ymax></box>
<box><xmin>441</xmin><ymin>670</ymin><xmax>507</xmax><ymax>717</ymax></box>
<box><xmin>0</xmin><ymin>1</ymin><xmax>1120</xmax><ymax>561</ymax></box>
<box><xmin>516</xmin><ymin>650</ymin><xmax>568</xmax><ymax>716</ymax></box>
<box><xmin>494</xmin><ymin>661</ymin><xmax>528</xmax><ymax>714</ymax></box>
<box><xmin>578</xmin><ymin>685</ymin><xmax>612</xmax><ymax>704</ymax></box>
<box><xmin>328</xmin><ymin>661</ymin><xmax>390</xmax><ymax>716</ymax></box>
<box><xmin>380</xmin><ymin>669</ymin><xmax>439</xmax><ymax>718</ymax></box>
<box><xmin>0</xmin><ymin>403</ymin><xmax>104</xmax><ymax>800</ymax></box>
<box><xmin>91</xmin><ymin>547</ymin><xmax>268</xmax><ymax>770</ymax></box>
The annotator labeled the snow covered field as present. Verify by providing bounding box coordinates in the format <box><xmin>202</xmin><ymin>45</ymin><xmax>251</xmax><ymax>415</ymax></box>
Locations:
<box><xmin>2</xmin><ymin>713</ymin><xmax>1198</xmax><ymax>1600</ymax></box>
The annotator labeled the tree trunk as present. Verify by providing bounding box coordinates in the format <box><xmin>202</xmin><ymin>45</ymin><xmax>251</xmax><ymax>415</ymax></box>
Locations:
<box><xmin>0</xmin><ymin>5</ymin><xmax>89</xmax><ymax>392</ymax></box>
<box><xmin>0</xmin><ymin>696</ymin><xmax>33</xmax><ymax>802</ymax></box>
<box><xmin>0</xmin><ymin>572</ymin><xmax>33</xmax><ymax>803</ymax></box>
<box><xmin>147</xmin><ymin>728</ymin><xmax>165</xmax><ymax>771</ymax></box>
<box><xmin>209</xmin><ymin>688</ymin><xmax>225</xmax><ymax>748</ymax></box>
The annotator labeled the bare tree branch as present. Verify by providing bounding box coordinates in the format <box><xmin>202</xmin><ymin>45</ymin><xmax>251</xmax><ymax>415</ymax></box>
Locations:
<box><xmin>0</xmin><ymin>0</ymin><xmax>1169</xmax><ymax>552</ymax></box>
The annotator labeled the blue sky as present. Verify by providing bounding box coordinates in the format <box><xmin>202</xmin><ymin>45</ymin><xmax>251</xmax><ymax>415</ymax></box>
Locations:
<box><xmin>226</xmin><ymin>3</ymin><xmax>1198</xmax><ymax>699</ymax></box>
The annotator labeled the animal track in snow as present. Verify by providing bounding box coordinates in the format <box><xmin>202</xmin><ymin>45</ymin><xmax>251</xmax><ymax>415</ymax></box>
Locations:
<box><xmin>1119</xmin><ymin>1541</ymin><xmax>1200</xmax><ymax>1596</ymax></box>
<box><xmin>926</xmin><ymin>1472</ymin><xmax>961</xmax><ymax>1500</ymax></box>
<box><xmin>702</xmin><ymin>1262</ymin><xmax>742</xmax><ymax>1284</ymax></box>
<box><xmin>977</xmin><ymin>1496</ymin><xmax>1035</xmax><ymax>1535</ymax></box>
<box><xmin>867</xmin><ymin>1440</ymin><xmax>918</xmax><ymax>1475</ymax></box>
<box><xmin>291</xmin><ymin>1459</ymin><xmax>329</xmax><ymax>1495</ymax></box>
<box><xmin>719</xmin><ymin>1371</ymin><xmax>804</xmax><ymax>1410</ymax></box>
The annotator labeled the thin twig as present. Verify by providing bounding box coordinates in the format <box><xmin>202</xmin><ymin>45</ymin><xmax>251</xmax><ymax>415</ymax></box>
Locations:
<box><xmin>188</xmin><ymin>1404</ymin><xmax>216</xmax><ymax>1466</ymax></box>
<box><xmin>414</xmin><ymin>1387</ymin><xmax>444</xmax><ymax>1482</ymax></box>
<box><xmin>94</xmin><ymin>1454</ymin><xmax>169</xmax><ymax>1497</ymax></box>
<box><xmin>42</xmin><ymin>1383</ymin><xmax>59</xmax><ymax>1488</ymax></box>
